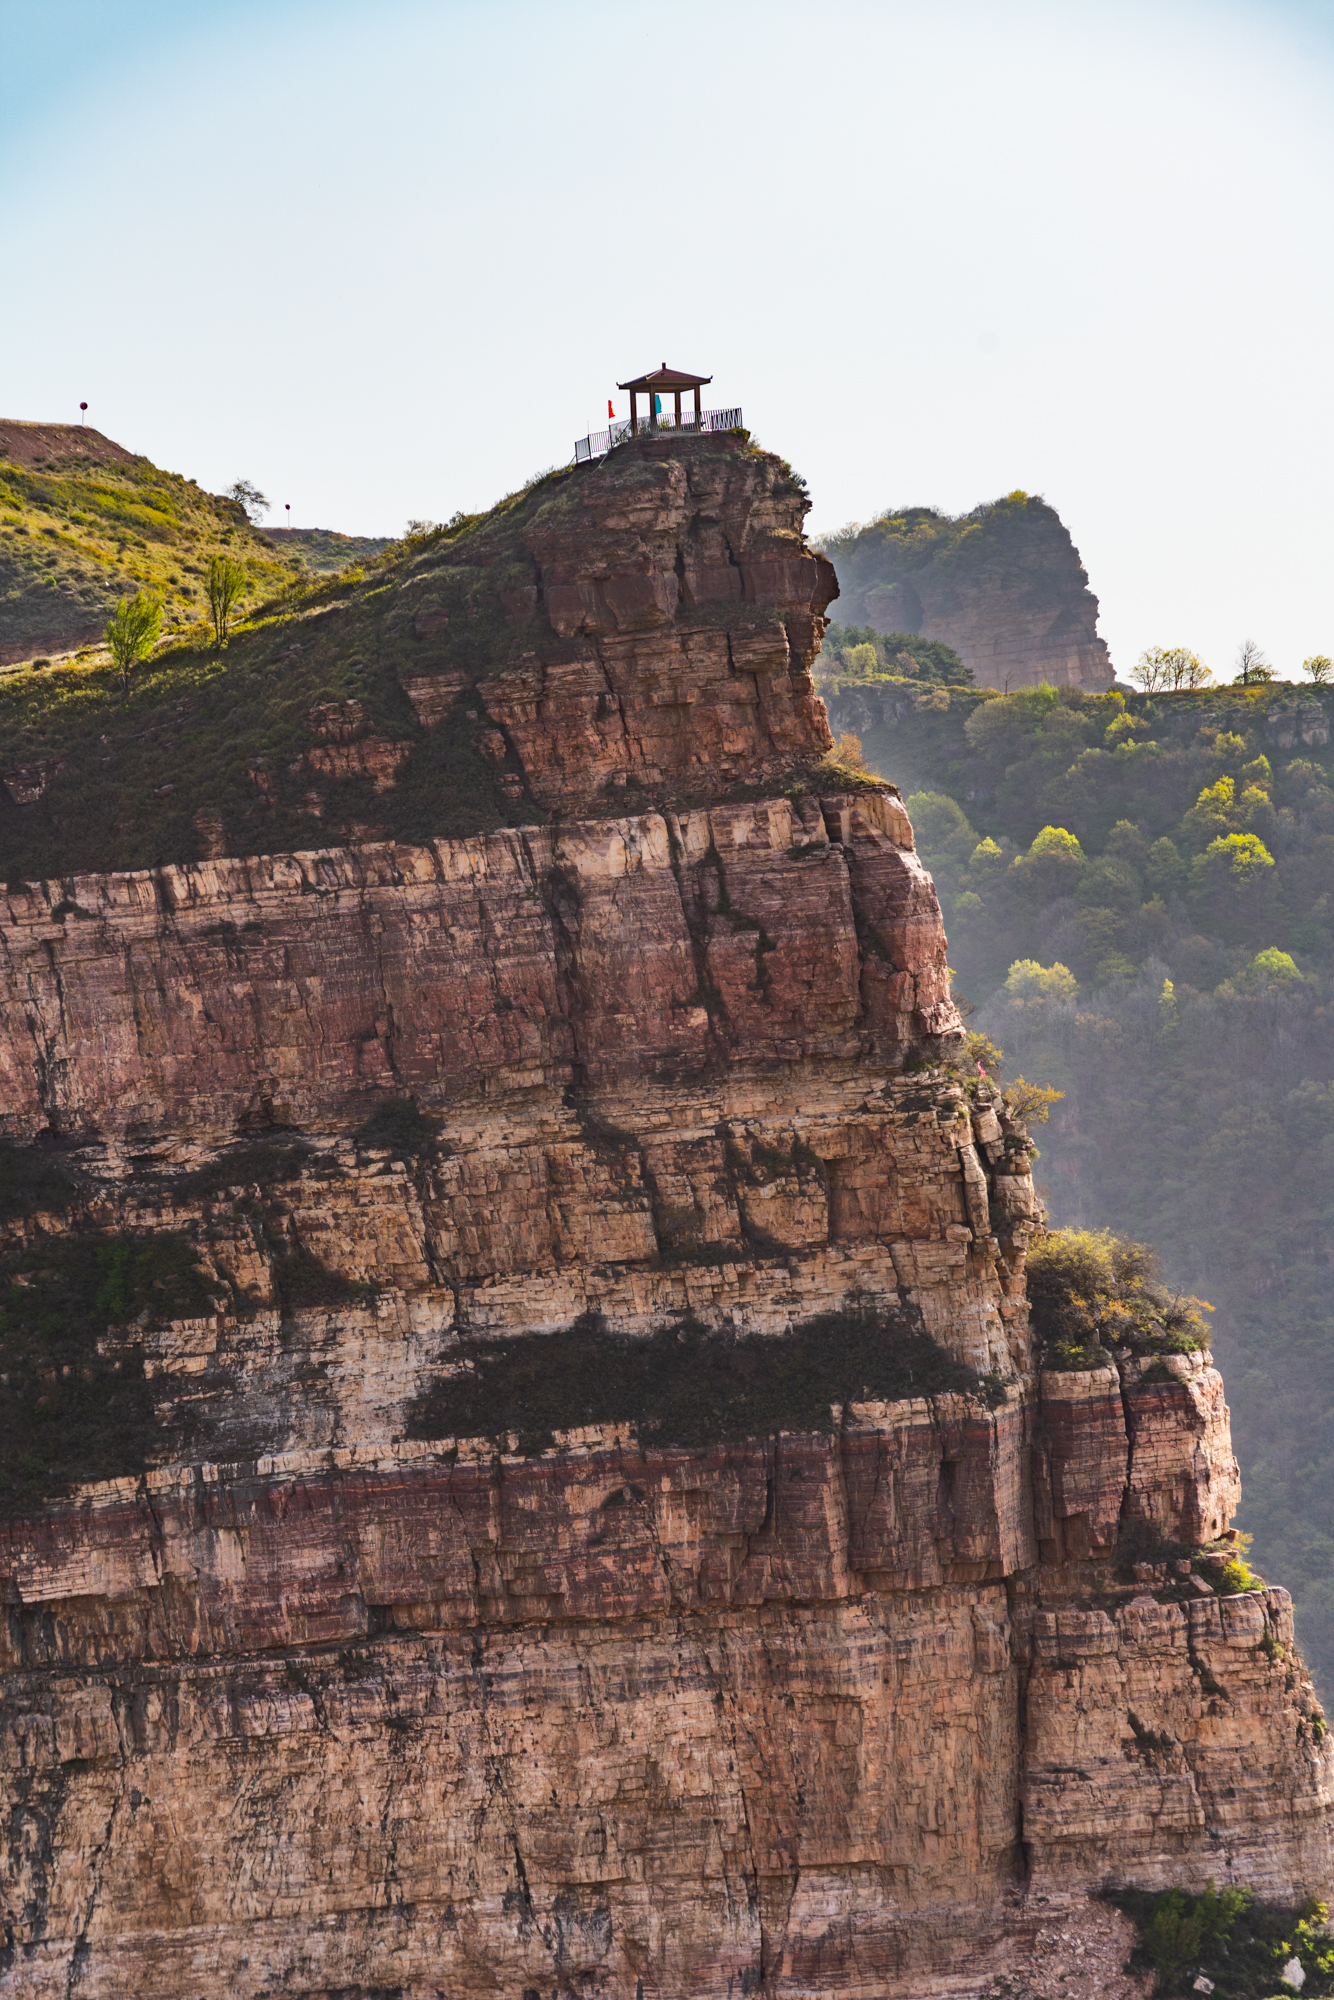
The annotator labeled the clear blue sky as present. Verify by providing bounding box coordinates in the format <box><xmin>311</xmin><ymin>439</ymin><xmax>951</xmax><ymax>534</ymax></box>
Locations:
<box><xmin>3</xmin><ymin>0</ymin><xmax>1332</xmax><ymax>680</ymax></box>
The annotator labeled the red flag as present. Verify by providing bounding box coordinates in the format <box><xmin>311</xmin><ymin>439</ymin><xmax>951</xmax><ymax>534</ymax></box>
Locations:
<box><xmin>608</xmin><ymin>400</ymin><xmax>615</xmax><ymax>419</ymax></box>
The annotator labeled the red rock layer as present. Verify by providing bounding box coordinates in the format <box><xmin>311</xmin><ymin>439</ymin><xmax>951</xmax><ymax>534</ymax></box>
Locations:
<box><xmin>0</xmin><ymin>792</ymin><xmax>953</xmax><ymax>1147</ymax></box>
<box><xmin>395</xmin><ymin>436</ymin><xmax>838</xmax><ymax>813</ymax></box>
<box><xmin>0</xmin><ymin>784</ymin><xmax>1329</xmax><ymax>1992</ymax></box>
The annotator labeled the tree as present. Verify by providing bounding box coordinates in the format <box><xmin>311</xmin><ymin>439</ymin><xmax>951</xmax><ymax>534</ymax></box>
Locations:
<box><xmin>1131</xmin><ymin>645</ymin><xmax>1212</xmax><ymax>691</ymax></box>
<box><xmin>226</xmin><ymin>479</ymin><xmax>269</xmax><ymax>522</ymax></box>
<box><xmin>1004</xmin><ymin>958</ymin><xmax>1079</xmax><ymax>1007</ymax></box>
<box><xmin>104</xmin><ymin>591</ymin><xmax>162</xmax><ymax>700</ymax></box>
<box><xmin>1234</xmin><ymin>637</ymin><xmax>1276</xmax><ymax>685</ymax></box>
<box><xmin>1302</xmin><ymin>654</ymin><xmax>1333</xmax><ymax>685</ymax></box>
<box><xmin>206</xmin><ymin>554</ymin><xmax>248</xmax><ymax>648</ymax></box>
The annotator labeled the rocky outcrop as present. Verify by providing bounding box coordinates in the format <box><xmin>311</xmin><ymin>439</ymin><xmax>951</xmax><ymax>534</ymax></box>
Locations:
<box><xmin>821</xmin><ymin>495</ymin><xmax>1114</xmax><ymax>692</ymax></box>
<box><xmin>393</xmin><ymin>435</ymin><xmax>838</xmax><ymax>816</ymax></box>
<box><xmin>0</xmin><ymin>439</ymin><xmax>1327</xmax><ymax>1998</ymax></box>
<box><xmin>0</xmin><ymin>792</ymin><xmax>952</xmax><ymax>1148</ymax></box>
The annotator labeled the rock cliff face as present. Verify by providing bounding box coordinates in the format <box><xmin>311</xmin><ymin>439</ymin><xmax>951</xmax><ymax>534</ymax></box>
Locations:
<box><xmin>820</xmin><ymin>495</ymin><xmax>1114</xmax><ymax>693</ymax></box>
<box><xmin>0</xmin><ymin>437</ymin><xmax>1328</xmax><ymax>1998</ymax></box>
<box><xmin>394</xmin><ymin>436</ymin><xmax>838</xmax><ymax>818</ymax></box>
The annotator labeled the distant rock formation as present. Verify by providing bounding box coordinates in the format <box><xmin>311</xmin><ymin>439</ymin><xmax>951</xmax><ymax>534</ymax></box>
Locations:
<box><xmin>820</xmin><ymin>491</ymin><xmax>1114</xmax><ymax>692</ymax></box>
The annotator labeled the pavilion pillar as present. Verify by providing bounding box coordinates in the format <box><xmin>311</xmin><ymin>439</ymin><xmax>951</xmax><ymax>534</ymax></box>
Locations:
<box><xmin>693</xmin><ymin>385</ymin><xmax>702</xmax><ymax>425</ymax></box>
<box><xmin>629</xmin><ymin>389</ymin><xmax>638</xmax><ymax>435</ymax></box>
<box><xmin>674</xmin><ymin>389</ymin><xmax>682</xmax><ymax>430</ymax></box>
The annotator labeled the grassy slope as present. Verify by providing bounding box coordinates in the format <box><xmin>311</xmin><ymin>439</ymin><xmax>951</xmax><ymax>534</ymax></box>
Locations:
<box><xmin>0</xmin><ymin>433</ymin><xmax>301</xmax><ymax>666</ymax></box>
<box><xmin>0</xmin><ymin>438</ymin><xmax>848</xmax><ymax>882</ymax></box>
<box><xmin>259</xmin><ymin>526</ymin><xmax>393</xmax><ymax>573</ymax></box>
<box><xmin>826</xmin><ymin>674</ymin><xmax>1334</xmax><ymax>1694</ymax></box>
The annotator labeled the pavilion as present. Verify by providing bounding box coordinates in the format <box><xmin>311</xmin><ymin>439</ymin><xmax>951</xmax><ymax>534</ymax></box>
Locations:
<box><xmin>616</xmin><ymin>363</ymin><xmax>712</xmax><ymax>434</ymax></box>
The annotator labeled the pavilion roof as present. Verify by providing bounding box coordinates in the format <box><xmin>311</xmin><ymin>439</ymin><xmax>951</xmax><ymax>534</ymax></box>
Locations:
<box><xmin>616</xmin><ymin>363</ymin><xmax>713</xmax><ymax>391</ymax></box>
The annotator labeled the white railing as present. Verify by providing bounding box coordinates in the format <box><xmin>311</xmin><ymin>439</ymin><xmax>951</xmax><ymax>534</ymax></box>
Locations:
<box><xmin>574</xmin><ymin>407</ymin><xmax>744</xmax><ymax>462</ymax></box>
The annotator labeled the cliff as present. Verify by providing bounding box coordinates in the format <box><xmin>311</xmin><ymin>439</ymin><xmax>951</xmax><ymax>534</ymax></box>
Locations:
<box><xmin>0</xmin><ymin>430</ymin><xmax>836</xmax><ymax>880</ymax></box>
<box><xmin>819</xmin><ymin>493</ymin><xmax>1114</xmax><ymax>693</ymax></box>
<box><xmin>0</xmin><ymin>434</ymin><xmax>1327</xmax><ymax>1999</ymax></box>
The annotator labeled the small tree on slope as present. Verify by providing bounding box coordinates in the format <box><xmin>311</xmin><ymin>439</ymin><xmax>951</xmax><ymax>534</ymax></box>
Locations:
<box><xmin>105</xmin><ymin>591</ymin><xmax>162</xmax><ymax>701</ymax></box>
<box><xmin>206</xmin><ymin>554</ymin><xmax>248</xmax><ymax>649</ymax></box>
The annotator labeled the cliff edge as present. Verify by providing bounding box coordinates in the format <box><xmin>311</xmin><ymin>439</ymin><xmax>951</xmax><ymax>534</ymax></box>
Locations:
<box><xmin>819</xmin><ymin>493</ymin><xmax>1114</xmax><ymax>693</ymax></box>
<box><xmin>0</xmin><ymin>434</ymin><xmax>1326</xmax><ymax>1999</ymax></box>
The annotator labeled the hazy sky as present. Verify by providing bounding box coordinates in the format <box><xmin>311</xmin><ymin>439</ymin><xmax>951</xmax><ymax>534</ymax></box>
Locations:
<box><xmin>3</xmin><ymin>0</ymin><xmax>1332</xmax><ymax>680</ymax></box>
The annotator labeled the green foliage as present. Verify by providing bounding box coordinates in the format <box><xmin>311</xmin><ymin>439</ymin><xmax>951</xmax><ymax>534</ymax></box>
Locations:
<box><xmin>904</xmin><ymin>790</ymin><xmax>977</xmax><ymax>859</ymax></box>
<box><xmin>1004</xmin><ymin>1075</ymin><xmax>1064</xmax><ymax>1123</ymax></box>
<box><xmin>1304</xmin><ymin>656</ymin><xmax>1334</xmax><ymax>686</ymax></box>
<box><xmin>0</xmin><ymin>438</ymin><xmax>297</xmax><ymax>666</ymax></box>
<box><xmin>1132</xmin><ymin>646</ymin><xmax>1214</xmax><ymax>693</ymax></box>
<box><xmin>0</xmin><ymin>1227</ymin><xmax>214</xmax><ymax>1515</ymax></box>
<box><xmin>1027</xmin><ymin>1227</ymin><xmax>1213</xmax><ymax>1370</ymax></box>
<box><xmin>1246</xmin><ymin>946</ymin><xmax>1304</xmax><ymax>985</ymax></box>
<box><xmin>1141</xmin><ymin>1889</ymin><xmax>1204</xmax><ymax>1981</ymax></box>
<box><xmin>1194</xmin><ymin>830</ymin><xmax>1276</xmax><ymax>887</ymax></box>
<box><xmin>817</xmin><ymin>492</ymin><xmax>1090</xmax><ymax>648</ymax></box>
<box><xmin>105</xmin><ymin>589</ymin><xmax>162</xmax><ymax>697</ymax></box>
<box><xmin>817</xmin><ymin>623</ymin><xmax>973</xmax><ymax>689</ymax></box>
<box><xmin>1115</xmin><ymin>1881</ymin><xmax>1334</xmax><ymax>1996</ymax></box>
<box><xmin>1004</xmin><ymin>959</ymin><xmax>1079</xmax><ymax>1007</ymax></box>
<box><xmin>205</xmin><ymin>552</ymin><xmax>248</xmax><ymax>647</ymax></box>
<box><xmin>406</xmin><ymin>1304</ymin><xmax>992</xmax><ymax>1456</ymax></box>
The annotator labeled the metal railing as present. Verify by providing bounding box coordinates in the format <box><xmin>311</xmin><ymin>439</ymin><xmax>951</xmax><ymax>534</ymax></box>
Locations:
<box><xmin>574</xmin><ymin>407</ymin><xmax>744</xmax><ymax>463</ymax></box>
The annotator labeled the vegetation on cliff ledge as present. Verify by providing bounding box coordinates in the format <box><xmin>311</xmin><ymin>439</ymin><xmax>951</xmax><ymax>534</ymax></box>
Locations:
<box><xmin>824</xmin><ymin>672</ymin><xmax>1334</xmax><ymax>1697</ymax></box>
<box><xmin>816</xmin><ymin>491</ymin><xmax>1093</xmax><ymax>631</ymax></box>
<box><xmin>0</xmin><ymin>432</ymin><xmax>299</xmax><ymax>667</ymax></box>
<box><xmin>1028</xmin><ymin>1227</ymin><xmax>1213</xmax><ymax>1372</ymax></box>
<box><xmin>1114</xmin><ymin>1879</ymin><xmax>1334</xmax><ymax>1996</ymax></box>
<box><xmin>406</xmin><ymin>1305</ymin><xmax>994</xmax><ymax>1456</ymax></box>
<box><xmin>0</xmin><ymin>1201</ymin><xmax>216</xmax><ymax>1515</ymax></box>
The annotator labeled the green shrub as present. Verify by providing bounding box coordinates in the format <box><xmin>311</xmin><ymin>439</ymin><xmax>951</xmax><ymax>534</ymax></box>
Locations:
<box><xmin>1027</xmin><ymin>1227</ymin><xmax>1211</xmax><ymax>1367</ymax></box>
<box><xmin>1114</xmin><ymin>1880</ymin><xmax>1334</xmax><ymax>1995</ymax></box>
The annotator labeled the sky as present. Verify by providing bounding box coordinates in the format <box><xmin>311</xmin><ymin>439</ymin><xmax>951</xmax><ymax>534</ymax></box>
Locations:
<box><xmin>2</xmin><ymin>0</ymin><xmax>1333</xmax><ymax>681</ymax></box>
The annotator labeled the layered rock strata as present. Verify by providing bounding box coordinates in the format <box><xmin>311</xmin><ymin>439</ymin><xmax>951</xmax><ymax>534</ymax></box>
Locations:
<box><xmin>0</xmin><ymin>440</ymin><xmax>1329</xmax><ymax>1998</ymax></box>
<box><xmin>822</xmin><ymin>497</ymin><xmax>1114</xmax><ymax>694</ymax></box>
<box><xmin>393</xmin><ymin>434</ymin><xmax>839</xmax><ymax>818</ymax></box>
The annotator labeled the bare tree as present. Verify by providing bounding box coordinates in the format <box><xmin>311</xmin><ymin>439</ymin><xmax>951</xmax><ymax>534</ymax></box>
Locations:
<box><xmin>1233</xmin><ymin>638</ymin><xmax>1275</xmax><ymax>685</ymax></box>
<box><xmin>1131</xmin><ymin>646</ymin><xmax>1213</xmax><ymax>692</ymax></box>
<box><xmin>1301</xmin><ymin>655</ymin><xmax>1333</xmax><ymax>686</ymax></box>
<box><xmin>206</xmin><ymin>554</ymin><xmax>248</xmax><ymax>648</ymax></box>
<box><xmin>226</xmin><ymin>480</ymin><xmax>269</xmax><ymax>523</ymax></box>
<box><xmin>105</xmin><ymin>592</ymin><xmax>162</xmax><ymax>700</ymax></box>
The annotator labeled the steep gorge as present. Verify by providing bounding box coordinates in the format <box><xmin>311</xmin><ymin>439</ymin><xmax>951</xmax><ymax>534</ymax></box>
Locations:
<box><xmin>0</xmin><ymin>434</ymin><xmax>1328</xmax><ymax>1997</ymax></box>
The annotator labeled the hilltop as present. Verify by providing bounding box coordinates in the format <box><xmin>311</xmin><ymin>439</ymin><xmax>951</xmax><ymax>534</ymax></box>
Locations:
<box><xmin>0</xmin><ymin>429</ymin><xmax>843</xmax><ymax>879</ymax></box>
<box><xmin>0</xmin><ymin>419</ymin><xmax>300</xmax><ymax>667</ymax></box>
<box><xmin>259</xmin><ymin>524</ymin><xmax>393</xmax><ymax>572</ymax></box>
<box><xmin>819</xmin><ymin>491</ymin><xmax>1114</xmax><ymax>691</ymax></box>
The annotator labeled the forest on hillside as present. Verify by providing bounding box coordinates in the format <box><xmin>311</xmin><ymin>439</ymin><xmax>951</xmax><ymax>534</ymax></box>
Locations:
<box><xmin>822</xmin><ymin>657</ymin><xmax>1334</xmax><ymax>1694</ymax></box>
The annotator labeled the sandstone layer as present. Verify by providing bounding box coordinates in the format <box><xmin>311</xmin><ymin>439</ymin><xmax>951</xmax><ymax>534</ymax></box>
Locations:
<box><xmin>822</xmin><ymin>497</ymin><xmax>1114</xmax><ymax>694</ymax></box>
<box><xmin>392</xmin><ymin>433</ymin><xmax>838</xmax><ymax>819</ymax></box>
<box><xmin>0</xmin><ymin>436</ymin><xmax>1328</xmax><ymax>1998</ymax></box>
